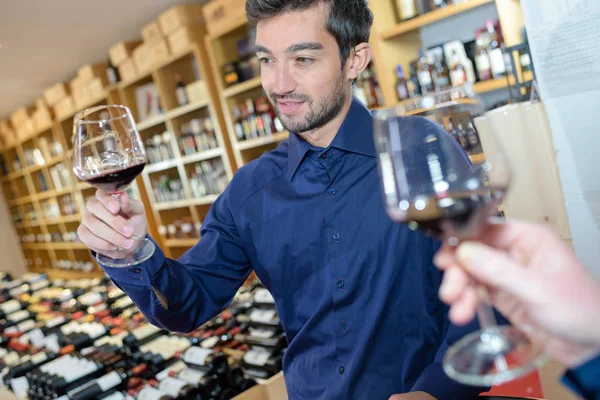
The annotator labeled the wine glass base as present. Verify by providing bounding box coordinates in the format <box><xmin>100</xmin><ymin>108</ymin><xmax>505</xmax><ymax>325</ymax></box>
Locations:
<box><xmin>443</xmin><ymin>325</ymin><xmax>548</xmax><ymax>387</ymax></box>
<box><xmin>95</xmin><ymin>238</ymin><xmax>156</xmax><ymax>268</ymax></box>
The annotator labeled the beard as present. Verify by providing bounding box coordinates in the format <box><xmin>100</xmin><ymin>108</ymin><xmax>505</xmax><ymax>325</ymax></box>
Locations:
<box><xmin>267</xmin><ymin>73</ymin><xmax>347</xmax><ymax>133</ymax></box>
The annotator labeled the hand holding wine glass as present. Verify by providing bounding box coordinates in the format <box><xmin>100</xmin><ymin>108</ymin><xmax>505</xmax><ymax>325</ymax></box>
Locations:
<box><xmin>72</xmin><ymin>105</ymin><xmax>155</xmax><ymax>267</ymax></box>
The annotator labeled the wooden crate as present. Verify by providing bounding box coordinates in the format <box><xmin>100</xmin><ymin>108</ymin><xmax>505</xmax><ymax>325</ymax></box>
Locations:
<box><xmin>78</xmin><ymin>63</ymin><xmax>109</xmax><ymax>85</ymax></box>
<box><xmin>118</xmin><ymin>58</ymin><xmax>138</xmax><ymax>82</ymax></box>
<box><xmin>185</xmin><ymin>80</ymin><xmax>209</xmax><ymax>104</ymax></box>
<box><xmin>70</xmin><ymin>76</ymin><xmax>90</xmax><ymax>109</ymax></box>
<box><xmin>10</xmin><ymin>106</ymin><xmax>35</xmax><ymax>129</ymax></box>
<box><xmin>133</xmin><ymin>43</ymin><xmax>153</xmax><ymax>73</ymax></box>
<box><xmin>158</xmin><ymin>4</ymin><xmax>205</xmax><ymax>36</ymax></box>
<box><xmin>142</xmin><ymin>20</ymin><xmax>163</xmax><ymax>44</ymax></box>
<box><xmin>32</xmin><ymin>108</ymin><xmax>53</xmax><ymax>131</ymax></box>
<box><xmin>167</xmin><ymin>25</ymin><xmax>204</xmax><ymax>54</ymax></box>
<box><xmin>202</xmin><ymin>0</ymin><xmax>247</xmax><ymax>37</ymax></box>
<box><xmin>43</xmin><ymin>83</ymin><xmax>70</xmax><ymax>107</ymax></box>
<box><xmin>109</xmin><ymin>40</ymin><xmax>142</xmax><ymax>66</ymax></box>
<box><xmin>148</xmin><ymin>39</ymin><xmax>171</xmax><ymax>66</ymax></box>
<box><xmin>15</xmin><ymin>119</ymin><xmax>36</xmax><ymax>140</ymax></box>
<box><xmin>87</xmin><ymin>77</ymin><xmax>106</xmax><ymax>99</ymax></box>
<box><xmin>53</xmin><ymin>96</ymin><xmax>75</xmax><ymax>121</ymax></box>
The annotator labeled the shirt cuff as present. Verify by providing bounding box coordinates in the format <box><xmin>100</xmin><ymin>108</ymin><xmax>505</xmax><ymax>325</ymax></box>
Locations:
<box><xmin>411</xmin><ymin>362</ymin><xmax>488</xmax><ymax>400</ymax></box>
<box><xmin>561</xmin><ymin>352</ymin><xmax>600</xmax><ymax>399</ymax></box>
<box><xmin>93</xmin><ymin>235</ymin><xmax>166</xmax><ymax>287</ymax></box>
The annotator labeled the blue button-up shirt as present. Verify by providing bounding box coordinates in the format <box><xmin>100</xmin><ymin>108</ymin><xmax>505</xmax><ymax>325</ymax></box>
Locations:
<box><xmin>102</xmin><ymin>98</ymin><xmax>492</xmax><ymax>399</ymax></box>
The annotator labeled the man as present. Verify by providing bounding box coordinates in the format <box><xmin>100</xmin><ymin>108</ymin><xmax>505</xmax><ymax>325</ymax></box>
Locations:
<box><xmin>435</xmin><ymin>219</ymin><xmax>600</xmax><ymax>399</ymax></box>
<box><xmin>78</xmin><ymin>1</ymin><xmax>490</xmax><ymax>398</ymax></box>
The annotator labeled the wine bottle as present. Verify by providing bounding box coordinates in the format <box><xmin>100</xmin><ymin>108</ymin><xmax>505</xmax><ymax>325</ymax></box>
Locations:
<box><xmin>123</xmin><ymin>323</ymin><xmax>165</xmax><ymax>348</ymax></box>
<box><xmin>179</xmin><ymin>347</ymin><xmax>230</xmax><ymax>377</ymax></box>
<box><xmin>175</xmin><ymin>73</ymin><xmax>189</xmax><ymax>106</ymax></box>
<box><xmin>240</xmin><ymin>348</ymin><xmax>282</xmax><ymax>376</ymax></box>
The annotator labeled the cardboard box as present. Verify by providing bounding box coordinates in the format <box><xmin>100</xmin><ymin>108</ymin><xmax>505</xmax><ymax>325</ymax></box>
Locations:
<box><xmin>149</xmin><ymin>39</ymin><xmax>171</xmax><ymax>66</ymax></box>
<box><xmin>10</xmin><ymin>106</ymin><xmax>34</xmax><ymax>129</ymax></box>
<box><xmin>32</xmin><ymin>108</ymin><xmax>53</xmax><ymax>132</ymax></box>
<box><xmin>109</xmin><ymin>40</ymin><xmax>142</xmax><ymax>66</ymax></box>
<box><xmin>53</xmin><ymin>96</ymin><xmax>75</xmax><ymax>121</ymax></box>
<box><xmin>35</xmin><ymin>97</ymin><xmax>48</xmax><ymax>112</ymax></box>
<box><xmin>185</xmin><ymin>80</ymin><xmax>209</xmax><ymax>105</ymax></box>
<box><xmin>119</xmin><ymin>58</ymin><xmax>138</xmax><ymax>82</ymax></box>
<box><xmin>15</xmin><ymin>119</ymin><xmax>36</xmax><ymax>140</ymax></box>
<box><xmin>168</xmin><ymin>25</ymin><xmax>204</xmax><ymax>54</ymax></box>
<box><xmin>232</xmin><ymin>373</ymin><xmax>287</xmax><ymax>400</ymax></box>
<box><xmin>78</xmin><ymin>63</ymin><xmax>109</xmax><ymax>85</ymax></box>
<box><xmin>133</xmin><ymin>44</ymin><xmax>153</xmax><ymax>73</ymax></box>
<box><xmin>142</xmin><ymin>21</ymin><xmax>163</xmax><ymax>44</ymax></box>
<box><xmin>87</xmin><ymin>77</ymin><xmax>106</xmax><ymax>99</ymax></box>
<box><xmin>158</xmin><ymin>4</ymin><xmax>205</xmax><ymax>36</ymax></box>
<box><xmin>43</xmin><ymin>83</ymin><xmax>70</xmax><ymax>107</ymax></box>
<box><xmin>202</xmin><ymin>0</ymin><xmax>247</xmax><ymax>37</ymax></box>
<box><xmin>70</xmin><ymin>76</ymin><xmax>90</xmax><ymax>109</ymax></box>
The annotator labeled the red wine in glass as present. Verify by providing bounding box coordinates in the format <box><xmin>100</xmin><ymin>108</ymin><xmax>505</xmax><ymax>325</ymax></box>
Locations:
<box><xmin>84</xmin><ymin>163</ymin><xmax>146</xmax><ymax>194</ymax></box>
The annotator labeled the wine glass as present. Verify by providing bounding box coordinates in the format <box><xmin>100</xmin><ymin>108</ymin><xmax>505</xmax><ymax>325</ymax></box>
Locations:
<box><xmin>372</xmin><ymin>84</ymin><xmax>546</xmax><ymax>386</ymax></box>
<box><xmin>72</xmin><ymin>105</ymin><xmax>155</xmax><ymax>267</ymax></box>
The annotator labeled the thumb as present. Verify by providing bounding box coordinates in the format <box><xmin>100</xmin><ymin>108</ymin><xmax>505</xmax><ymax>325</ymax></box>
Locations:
<box><xmin>456</xmin><ymin>242</ymin><xmax>536</xmax><ymax>302</ymax></box>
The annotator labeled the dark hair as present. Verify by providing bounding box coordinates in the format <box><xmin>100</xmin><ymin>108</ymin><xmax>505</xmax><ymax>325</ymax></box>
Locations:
<box><xmin>246</xmin><ymin>0</ymin><xmax>374</xmax><ymax>66</ymax></box>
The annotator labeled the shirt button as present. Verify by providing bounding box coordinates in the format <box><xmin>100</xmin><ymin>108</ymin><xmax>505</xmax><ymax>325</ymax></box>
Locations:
<box><xmin>341</xmin><ymin>320</ymin><xmax>347</xmax><ymax>332</ymax></box>
<box><xmin>327</xmin><ymin>187</ymin><xmax>336</xmax><ymax>196</ymax></box>
<box><xmin>332</xmin><ymin>230</ymin><xmax>340</xmax><ymax>241</ymax></box>
<box><xmin>337</xmin><ymin>279</ymin><xmax>345</xmax><ymax>289</ymax></box>
<box><xmin>131</xmin><ymin>268</ymin><xmax>142</xmax><ymax>274</ymax></box>
<box><xmin>338</xmin><ymin>366</ymin><xmax>345</xmax><ymax>375</ymax></box>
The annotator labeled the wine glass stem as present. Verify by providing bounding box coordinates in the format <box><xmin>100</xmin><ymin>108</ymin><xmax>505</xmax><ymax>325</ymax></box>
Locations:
<box><xmin>476</xmin><ymin>288</ymin><xmax>509</xmax><ymax>372</ymax></box>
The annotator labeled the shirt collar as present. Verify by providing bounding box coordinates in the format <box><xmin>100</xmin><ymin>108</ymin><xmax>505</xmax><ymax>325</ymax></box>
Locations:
<box><xmin>287</xmin><ymin>96</ymin><xmax>376</xmax><ymax>180</ymax></box>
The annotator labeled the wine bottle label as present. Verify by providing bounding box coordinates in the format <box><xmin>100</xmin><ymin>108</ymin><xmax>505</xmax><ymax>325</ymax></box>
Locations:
<box><xmin>46</xmin><ymin>316</ymin><xmax>67</xmax><ymax>328</ymax></box>
<box><xmin>31</xmin><ymin>352</ymin><xmax>48</xmax><ymax>364</ymax></box>
<box><xmin>520</xmin><ymin>53</ymin><xmax>531</xmax><ymax>67</ymax></box>
<box><xmin>133</xmin><ymin>324</ymin><xmax>161</xmax><ymax>340</ymax></box>
<box><xmin>489</xmin><ymin>49</ymin><xmax>506</xmax><ymax>75</ymax></box>
<box><xmin>450</xmin><ymin>70</ymin><xmax>467</xmax><ymax>87</ymax></box>
<box><xmin>249</xmin><ymin>328</ymin><xmax>276</xmax><ymax>339</ymax></box>
<box><xmin>9</xmin><ymin>285</ymin><xmax>27</xmax><ymax>298</ymax></box>
<box><xmin>243</xmin><ymin>349</ymin><xmax>271</xmax><ymax>366</ymax></box>
<box><xmin>97</xmin><ymin>371</ymin><xmax>123</xmax><ymax>391</ymax></box>
<box><xmin>116</xmin><ymin>296</ymin><xmax>134</xmax><ymax>309</ymax></box>
<box><xmin>418</xmin><ymin>71</ymin><xmax>432</xmax><ymax>86</ymax></box>
<box><xmin>103</xmin><ymin>392</ymin><xmax>126</xmax><ymax>400</ymax></box>
<box><xmin>78</xmin><ymin>291</ymin><xmax>103</xmax><ymax>306</ymax></box>
<box><xmin>176</xmin><ymin>88</ymin><xmax>188</xmax><ymax>106</ymax></box>
<box><xmin>249</xmin><ymin>309</ymin><xmax>276</xmax><ymax>324</ymax></box>
<box><xmin>10</xmin><ymin>376</ymin><xmax>29</xmax><ymax>397</ymax></box>
<box><xmin>137</xmin><ymin>386</ymin><xmax>171</xmax><ymax>400</ymax></box>
<box><xmin>17</xmin><ymin>319</ymin><xmax>36</xmax><ymax>332</ymax></box>
<box><xmin>3</xmin><ymin>352</ymin><xmax>20</xmax><ymax>366</ymax></box>
<box><xmin>0</xmin><ymin>348</ymin><xmax>7</xmax><ymax>358</ymax></box>
<box><xmin>159</xmin><ymin>377</ymin><xmax>188</xmax><ymax>397</ymax></box>
<box><xmin>253</xmin><ymin>288</ymin><xmax>275</xmax><ymax>304</ymax></box>
<box><xmin>398</xmin><ymin>0</ymin><xmax>417</xmax><ymax>20</ymax></box>
<box><xmin>475</xmin><ymin>55</ymin><xmax>491</xmax><ymax>73</ymax></box>
<box><xmin>30</xmin><ymin>280</ymin><xmax>49</xmax><ymax>292</ymax></box>
<box><xmin>200</xmin><ymin>335</ymin><xmax>219</xmax><ymax>349</ymax></box>
<box><xmin>182</xmin><ymin>347</ymin><xmax>213</xmax><ymax>366</ymax></box>
<box><xmin>178</xmin><ymin>368</ymin><xmax>206</xmax><ymax>384</ymax></box>
<box><xmin>28</xmin><ymin>328</ymin><xmax>46</xmax><ymax>348</ymax></box>
<box><xmin>1</xmin><ymin>300</ymin><xmax>21</xmax><ymax>314</ymax></box>
<box><xmin>156</xmin><ymin>360</ymin><xmax>186</xmax><ymax>381</ymax></box>
<box><xmin>7</xmin><ymin>309</ymin><xmax>29</xmax><ymax>322</ymax></box>
<box><xmin>44</xmin><ymin>334</ymin><xmax>61</xmax><ymax>353</ymax></box>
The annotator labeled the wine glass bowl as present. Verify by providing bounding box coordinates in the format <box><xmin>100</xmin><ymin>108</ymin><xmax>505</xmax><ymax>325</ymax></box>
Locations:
<box><xmin>372</xmin><ymin>84</ymin><xmax>546</xmax><ymax>386</ymax></box>
<box><xmin>72</xmin><ymin>105</ymin><xmax>155</xmax><ymax>267</ymax></box>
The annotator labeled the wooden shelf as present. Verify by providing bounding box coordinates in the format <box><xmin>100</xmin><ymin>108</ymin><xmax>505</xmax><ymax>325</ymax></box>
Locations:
<box><xmin>37</xmin><ymin>186</ymin><xmax>72</xmax><ymax>200</ymax></box>
<box><xmin>164</xmin><ymin>238</ymin><xmax>199</xmax><ymax>247</ymax></box>
<box><xmin>51</xmin><ymin>242</ymin><xmax>88</xmax><ymax>250</ymax></box>
<box><xmin>137</xmin><ymin>115</ymin><xmax>168</xmax><ymax>131</ymax></box>
<box><xmin>8</xmin><ymin>195</ymin><xmax>33</xmax><ymax>206</ymax></box>
<box><xmin>207</xmin><ymin>15</ymin><xmax>248</xmax><ymax>40</ymax></box>
<box><xmin>474</xmin><ymin>71</ymin><xmax>534</xmax><ymax>93</ymax></box>
<box><xmin>119</xmin><ymin>70</ymin><xmax>153</xmax><ymax>89</ymax></box>
<box><xmin>181</xmin><ymin>148</ymin><xmax>223</xmax><ymax>164</ymax></box>
<box><xmin>469</xmin><ymin>153</ymin><xmax>486</xmax><ymax>164</ymax></box>
<box><xmin>1</xmin><ymin>170</ymin><xmax>24</xmax><ymax>182</ymax></box>
<box><xmin>166</xmin><ymin>100</ymin><xmax>211</xmax><ymax>120</ymax></box>
<box><xmin>15</xmin><ymin>220</ymin><xmax>39</xmax><ymax>228</ymax></box>
<box><xmin>381</xmin><ymin>0</ymin><xmax>494</xmax><ymax>40</ymax></box>
<box><xmin>146</xmin><ymin>159</ymin><xmax>179</xmax><ymax>174</ymax></box>
<box><xmin>59</xmin><ymin>93</ymin><xmax>107</xmax><ymax>123</ymax></box>
<box><xmin>154</xmin><ymin>194</ymin><xmax>219</xmax><ymax>211</ymax></box>
<box><xmin>222</xmin><ymin>77</ymin><xmax>263</xmax><ymax>98</ymax></box>
<box><xmin>43</xmin><ymin>214</ymin><xmax>81</xmax><ymax>225</ymax></box>
<box><xmin>236</xmin><ymin>132</ymin><xmax>289</xmax><ymax>151</ymax></box>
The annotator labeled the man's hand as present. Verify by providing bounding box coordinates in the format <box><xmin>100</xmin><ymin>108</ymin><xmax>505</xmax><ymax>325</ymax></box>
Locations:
<box><xmin>78</xmin><ymin>189</ymin><xmax>148</xmax><ymax>260</ymax></box>
<box><xmin>389</xmin><ymin>392</ymin><xmax>436</xmax><ymax>400</ymax></box>
<box><xmin>434</xmin><ymin>219</ymin><xmax>600</xmax><ymax>368</ymax></box>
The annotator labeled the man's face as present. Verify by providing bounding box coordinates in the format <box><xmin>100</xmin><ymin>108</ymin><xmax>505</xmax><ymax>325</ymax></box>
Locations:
<box><xmin>254</xmin><ymin>3</ymin><xmax>348</xmax><ymax>134</ymax></box>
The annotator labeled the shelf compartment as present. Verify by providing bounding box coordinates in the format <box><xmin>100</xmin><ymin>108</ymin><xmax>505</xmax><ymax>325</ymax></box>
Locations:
<box><xmin>146</xmin><ymin>159</ymin><xmax>179</xmax><ymax>174</ymax></box>
<box><xmin>223</xmin><ymin>77</ymin><xmax>263</xmax><ymax>98</ymax></box>
<box><xmin>381</xmin><ymin>0</ymin><xmax>494</xmax><ymax>40</ymax></box>
<box><xmin>236</xmin><ymin>131</ymin><xmax>289</xmax><ymax>151</ymax></box>
<box><xmin>181</xmin><ymin>148</ymin><xmax>223</xmax><ymax>164</ymax></box>
<box><xmin>154</xmin><ymin>194</ymin><xmax>218</xmax><ymax>211</ymax></box>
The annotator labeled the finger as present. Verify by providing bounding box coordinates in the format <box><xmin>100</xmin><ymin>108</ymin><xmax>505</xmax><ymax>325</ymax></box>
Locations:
<box><xmin>86</xmin><ymin>198</ymin><xmax>133</xmax><ymax>237</ymax></box>
<box><xmin>81</xmin><ymin>213</ymin><xmax>135</xmax><ymax>250</ymax></box>
<box><xmin>433</xmin><ymin>243</ymin><xmax>456</xmax><ymax>270</ymax></box>
<box><xmin>119</xmin><ymin>192</ymin><xmax>145</xmax><ymax>217</ymax></box>
<box><xmin>449</xmin><ymin>287</ymin><xmax>479</xmax><ymax>325</ymax></box>
<box><xmin>439</xmin><ymin>267</ymin><xmax>471</xmax><ymax>304</ymax></box>
<box><xmin>95</xmin><ymin>190</ymin><xmax>121</xmax><ymax>214</ymax></box>
<box><xmin>456</xmin><ymin>242</ymin><xmax>538</xmax><ymax>303</ymax></box>
<box><xmin>77</xmin><ymin>225</ymin><xmax>118</xmax><ymax>253</ymax></box>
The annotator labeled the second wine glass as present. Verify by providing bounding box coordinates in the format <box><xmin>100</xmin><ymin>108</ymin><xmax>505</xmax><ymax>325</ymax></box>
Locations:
<box><xmin>72</xmin><ymin>104</ymin><xmax>155</xmax><ymax>267</ymax></box>
<box><xmin>372</xmin><ymin>85</ymin><xmax>546</xmax><ymax>386</ymax></box>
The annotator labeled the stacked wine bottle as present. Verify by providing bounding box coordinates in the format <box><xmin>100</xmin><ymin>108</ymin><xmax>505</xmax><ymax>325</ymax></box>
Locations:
<box><xmin>0</xmin><ymin>271</ymin><xmax>287</xmax><ymax>399</ymax></box>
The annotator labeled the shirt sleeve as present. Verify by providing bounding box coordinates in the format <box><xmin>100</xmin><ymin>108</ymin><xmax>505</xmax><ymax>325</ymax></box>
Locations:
<box><xmin>561</xmin><ymin>352</ymin><xmax>600</xmax><ymax>400</ymax></box>
<box><xmin>98</xmin><ymin>185</ymin><xmax>252</xmax><ymax>334</ymax></box>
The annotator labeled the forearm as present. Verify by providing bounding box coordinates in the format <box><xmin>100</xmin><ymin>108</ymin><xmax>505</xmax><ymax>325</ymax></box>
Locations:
<box><xmin>100</xmin><ymin>236</ymin><xmax>251</xmax><ymax>333</ymax></box>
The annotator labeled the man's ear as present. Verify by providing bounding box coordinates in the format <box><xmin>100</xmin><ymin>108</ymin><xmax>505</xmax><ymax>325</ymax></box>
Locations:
<box><xmin>346</xmin><ymin>43</ymin><xmax>373</xmax><ymax>81</ymax></box>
